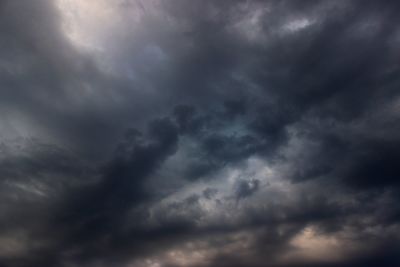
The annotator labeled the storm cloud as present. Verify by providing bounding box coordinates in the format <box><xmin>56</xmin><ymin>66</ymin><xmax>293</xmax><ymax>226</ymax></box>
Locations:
<box><xmin>1</xmin><ymin>0</ymin><xmax>400</xmax><ymax>266</ymax></box>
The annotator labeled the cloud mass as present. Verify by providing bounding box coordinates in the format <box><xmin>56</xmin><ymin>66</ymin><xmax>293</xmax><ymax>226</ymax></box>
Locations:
<box><xmin>1</xmin><ymin>0</ymin><xmax>400</xmax><ymax>266</ymax></box>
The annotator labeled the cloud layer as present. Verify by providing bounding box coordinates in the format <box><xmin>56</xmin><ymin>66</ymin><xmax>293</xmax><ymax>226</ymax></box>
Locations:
<box><xmin>1</xmin><ymin>1</ymin><xmax>400</xmax><ymax>266</ymax></box>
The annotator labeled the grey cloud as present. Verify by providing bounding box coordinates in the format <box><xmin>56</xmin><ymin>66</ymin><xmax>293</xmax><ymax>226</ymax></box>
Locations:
<box><xmin>1</xmin><ymin>0</ymin><xmax>400</xmax><ymax>266</ymax></box>
<box><xmin>234</xmin><ymin>179</ymin><xmax>260</xmax><ymax>200</ymax></box>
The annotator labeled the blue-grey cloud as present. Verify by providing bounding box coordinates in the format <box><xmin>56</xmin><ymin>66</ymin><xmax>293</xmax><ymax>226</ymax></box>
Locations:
<box><xmin>1</xmin><ymin>0</ymin><xmax>400</xmax><ymax>266</ymax></box>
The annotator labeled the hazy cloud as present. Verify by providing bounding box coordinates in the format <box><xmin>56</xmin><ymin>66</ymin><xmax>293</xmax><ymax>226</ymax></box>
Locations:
<box><xmin>1</xmin><ymin>0</ymin><xmax>400</xmax><ymax>266</ymax></box>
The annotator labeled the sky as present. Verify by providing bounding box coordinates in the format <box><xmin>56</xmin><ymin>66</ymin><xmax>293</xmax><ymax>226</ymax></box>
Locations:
<box><xmin>1</xmin><ymin>0</ymin><xmax>400</xmax><ymax>266</ymax></box>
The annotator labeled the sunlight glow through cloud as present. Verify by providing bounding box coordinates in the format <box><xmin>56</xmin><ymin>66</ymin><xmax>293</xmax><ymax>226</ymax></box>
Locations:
<box><xmin>1</xmin><ymin>1</ymin><xmax>400</xmax><ymax>266</ymax></box>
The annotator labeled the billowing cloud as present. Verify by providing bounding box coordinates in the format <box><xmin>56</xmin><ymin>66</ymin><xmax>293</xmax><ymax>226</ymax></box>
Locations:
<box><xmin>1</xmin><ymin>0</ymin><xmax>400</xmax><ymax>266</ymax></box>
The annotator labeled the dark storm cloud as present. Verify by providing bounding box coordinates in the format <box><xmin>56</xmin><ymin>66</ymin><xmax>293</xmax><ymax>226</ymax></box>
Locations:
<box><xmin>1</xmin><ymin>0</ymin><xmax>400</xmax><ymax>266</ymax></box>
<box><xmin>202</xmin><ymin>187</ymin><xmax>218</xmax><ymax>200</ymax></box>
<box><xmin>0</xmin><ymin>139</ymin><xmax>92</xmax><ymax>267</ymax></box>
<box><xmin>48</xmin><ymin>118</ymin><xmax>179</xmax><ymax>264</ymax></box>
<box><xmin>0</xmin><ymin>0</ymin><xmax>164</xmax><ymax>159</ymax></box>
<box><xmin>234</xmin><ymin>178</ymin><xmax>260</xmax><ymax>200</ymax></box>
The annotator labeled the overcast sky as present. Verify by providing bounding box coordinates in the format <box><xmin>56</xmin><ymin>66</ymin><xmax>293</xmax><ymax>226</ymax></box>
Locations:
<box><xmin>1</xmin><ymin>1</ymin><xmax>400</xmax><ymax>266</ymax></box>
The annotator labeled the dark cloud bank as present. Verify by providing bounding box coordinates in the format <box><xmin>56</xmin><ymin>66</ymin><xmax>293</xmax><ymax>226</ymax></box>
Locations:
<box><xmin>1</xmin><ymin>0</ymin><xmax>400</xmax><ymax>266</ymax></box>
